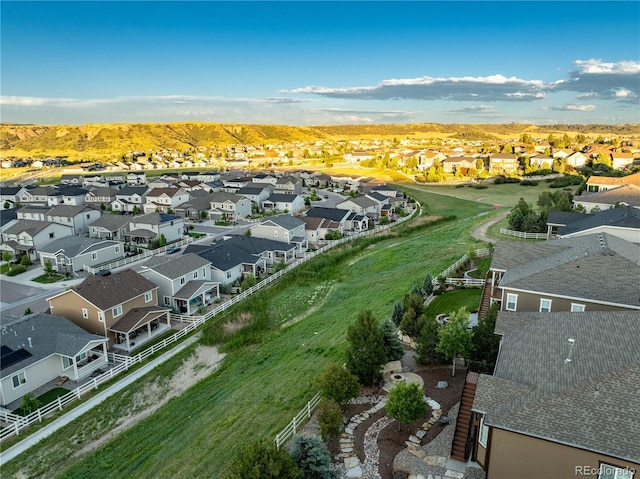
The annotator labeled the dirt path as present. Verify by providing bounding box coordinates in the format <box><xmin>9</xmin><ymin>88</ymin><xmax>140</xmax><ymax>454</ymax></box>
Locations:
<box><xmin>471</xmin><ymin>210</ymin><xmax>508</xmax><ymax>243</ymax></box>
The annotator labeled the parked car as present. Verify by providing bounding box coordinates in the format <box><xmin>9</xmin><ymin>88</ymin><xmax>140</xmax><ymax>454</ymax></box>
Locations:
<box><xmin>96</xmin><ymin>269</ymin><xmax>111</xmax><ymax>276</ymax></box>
<box><xmin>166</xmin><ymin>245</ymin><xmax>181</xmax><ymax>254</ymax></box>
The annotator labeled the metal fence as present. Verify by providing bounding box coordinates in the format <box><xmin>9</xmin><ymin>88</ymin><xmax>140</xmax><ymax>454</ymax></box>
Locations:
<box><xmin>499</xmin><ymin>228</ymin><xmax>547</xmax><ymax>240</ymax></box>
<box><xmin>1</xmin><ymin>206</ymin><xmax>418</xmax><ymax>442</ymax></box>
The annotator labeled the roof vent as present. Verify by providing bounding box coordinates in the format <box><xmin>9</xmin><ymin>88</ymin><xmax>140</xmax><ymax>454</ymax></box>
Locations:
<box><xmin>564</xmin><ymin>338</ymin><xmax>575</xmax><ymax>363</ymax></box>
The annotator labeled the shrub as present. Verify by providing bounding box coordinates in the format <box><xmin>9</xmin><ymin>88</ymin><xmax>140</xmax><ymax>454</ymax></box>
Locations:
<box><xmin>317</xmin><ymin>398</ymin><xmax>343</xmax><ymax>440</ymax></box>
<box><xmin>6</xmin><ymin>265</ymin><xmax>27</xmax><ymax>276</ymax></box>
<box><xmin>473</xmin><ymin>184</ymin><xmax>488</xmax><ymax>189</ymax></box>
<box><xmin>227</xmin><ymin>438</ymin><xmax>299</xmax><ymax>479</ymax></box>
<box><xmin>291</xmin><ymin>435</ymin><xmax>338</xmax><ymax>479</ymax></box>
<box><xmin>493</xmin><ymin>176</ymin><xmax>521</xmax><ymax>184</ymax></box>
<box><xmin>315</xmin><ymin>364</ymin><xmax>360</xmax><ymax>406</ymax></box>
<box><xmin>519</xmin><ymin>180</ymin><xmax>539</xmax><ymax>186</ymax></box>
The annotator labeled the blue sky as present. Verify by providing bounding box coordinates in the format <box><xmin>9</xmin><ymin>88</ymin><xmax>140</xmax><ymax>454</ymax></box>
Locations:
<box><xmin>1</xmin><ymin>1</ymin><xmax>639</xmax><ymax>125</ymax></box>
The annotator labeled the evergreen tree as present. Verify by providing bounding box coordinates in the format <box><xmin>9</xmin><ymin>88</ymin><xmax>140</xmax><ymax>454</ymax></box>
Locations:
<box><xmin>345</xmin><ymin>310</ymin><xmax>387</xmax><ymax>386</ymax></box>
<box><xmin>315</xmin><ymin>363</ymin><xmax>360</xmax><ymax>406</ymax></box>
<box><xmin>385</xmin><ymin>382</ymin><xmax>427</xmax><ymax>427</ymax></box>
<box><xmin>227</xmin><ymin>438</ymin><xmax>300</xmax><ymax>479</ymax></box>
<box><xmin>422</xmin><ymin>273</ymin><xmax>434</xmax><ymax>296</ymax></box>
<box><xmin>400</xmin><ymin>293</ymin><xmax>425</xmax><ymax>337</ymax></box>
<box><xmin>416</xmin><ymin>315</ymin><xmax>442</xmax><ymax>364</ymax></box>
<box><xmin>291</xmin><ymin>435</ymin><xmax>338</xmax><ymax>479</ymax></box>
<box><xmin>391</xmin><ymin>301</ymin><xmax>405</xmax><ymax>326</ymax></box>
<box><xmin>317</xmin><ymin>398</ymin><xmax>343</xmax><ymax>440</ymax></box>
<box><xmin>381</xmin><ymin>320</ymin><xmax>405</xmax><ymax>362</ymax></box>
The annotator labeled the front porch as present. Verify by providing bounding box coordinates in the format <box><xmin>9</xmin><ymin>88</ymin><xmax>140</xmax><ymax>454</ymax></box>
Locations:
<box><xmin>110</xmin><ymin>308</ymin><xmax>171</xmax><ymax>353</ymax></box>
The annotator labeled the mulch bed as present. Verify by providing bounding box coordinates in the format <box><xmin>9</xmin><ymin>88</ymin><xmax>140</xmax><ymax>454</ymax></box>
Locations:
<box><xmin>327</xmin><ymin>362</ymin><xmax>465</xmax><ymax>479</ymax></box>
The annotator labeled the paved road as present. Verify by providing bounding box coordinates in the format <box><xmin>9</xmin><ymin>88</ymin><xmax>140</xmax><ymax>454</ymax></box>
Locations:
<box><xmin>0</xmin><ymin>334</ymin><xmax>202</xmax><ymax>466</ymax></box>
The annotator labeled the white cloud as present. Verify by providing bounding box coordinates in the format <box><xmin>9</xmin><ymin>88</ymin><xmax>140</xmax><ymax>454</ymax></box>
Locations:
<box><xmin>573</xmin><ymin>59</ymin><xmax>640</xmax><ymax>74</ymax></box>
<box><xmin>550</xmin><ymin>104</ymin><xmax>596</xmax><ymax>112</ymax></box>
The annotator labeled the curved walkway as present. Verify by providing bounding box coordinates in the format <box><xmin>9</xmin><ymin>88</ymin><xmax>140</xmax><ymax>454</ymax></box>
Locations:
<box><xmin>471</xmin><ymin>210</ymin><xmax>508</xmax><ymax>243</ymax></box>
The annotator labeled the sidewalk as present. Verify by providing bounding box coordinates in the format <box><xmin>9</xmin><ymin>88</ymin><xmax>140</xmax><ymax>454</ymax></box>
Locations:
<box><xmin>0</xmin><ymin>333</ymin><xmax>201</xmax><ymax>466</ymax></box>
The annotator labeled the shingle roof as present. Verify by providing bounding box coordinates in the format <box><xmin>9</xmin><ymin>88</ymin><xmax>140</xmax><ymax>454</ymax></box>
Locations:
<box><xmin>261</xmin><ymin>215</ymin><xmax>305</xmax><ymax>230</ymax></box>
<box><xmin>71</xmin><ymin>269</ymin><xmax>157</xmax><ymax>310</ymax></box>
<box><xmin>305</xmin><ymin>207</ymin><xmax>350</xmax><ymax>223</ymax></box>
<box><xmin>4</xmin><ymin>219</ymin><xmax>54</xmax><ymax>236</ymax></box>
<box><xmin>141</xmin><ymin>253</ymin><xmax>211</xmax><ymax>279</ymax></box>
<box><xmin>555</xmin><ymin>206</ymin><xmax>640</xmax><ymax>236</ymax></box>
<box><xmin>575</xmin><ymin>184</ymin><xmax>640</xmax><ymax>207</ymax></box>
<box><xmin>39</xmin><ymin>236</ymin><xmax>119</xmax><ymax>256</ymax></box>
<box><xmin>473</xmin><ymin>310</ymin><xmax>640</xmax><ymax>463</ymax></box>
<box><xmin>265</xmin><ymin>194</ymin><xmax>300</xmax><ymax>203</ymax></box>
<box><xmin>90</xmin><ymin>214</ymin><xmax>130</xmax><ymax>231</ymax></box>
<box><xmin>0</xmin><ymin>313</ymin><xmax>108</xmax><ymax>378</ymax></box>
<box><xmin>497</xmin><ymin>233</ymin><xmax>640</xmax><ymax>307</ymax></box>
<box><xmin>194</xmin><ymin>242</ymin><xmax>262</xmax><ymax>270</ymax></box>
<box><xmin>46</xmin><ymin>205</ymin><xmax>91</xmax><ymax>218</ymax></box>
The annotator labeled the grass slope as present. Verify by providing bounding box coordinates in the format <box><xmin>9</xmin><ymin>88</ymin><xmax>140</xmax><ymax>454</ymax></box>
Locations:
<box><xmin>4</xmin><ymin>195</ymin><xmax>491</xmax><ymax>479</ymax></box>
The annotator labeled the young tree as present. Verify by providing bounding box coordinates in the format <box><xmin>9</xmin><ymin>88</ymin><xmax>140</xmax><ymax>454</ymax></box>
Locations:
<box><xmin>381</xmin><ymin>320</ymin><xmax>405</xmax><ymax>362</ymax></box>
<box><xmin>416</xmin><ymin>315</ymin><xmax>442</xmax><ymax>365</ymax></box>
<box><xmin>2</xmin><ymin>251</ymin><xmax>12</xmax><ymax>272</ymax></box>
<box><xmin>385</xmin><ymin>382</ymin><xmax>427</xmax><ymax>428</ymax></box>
<box><xmin>470</xmin><ymin>302</ymin><xmax>500</xmax><ymax>369</ymax></box>
<box><xmin>422</xmin><ymin>273</ymin><xmax>434</xmax><ymax>296</ymax></box>
<box><xmin>44</xmin><ymin>260</ymin><xmax>55</xmax><ymax>277</ymax></box>
<box><xmin>200</xmin><ymin>210</ymin><xmax>207</xmax><ymax>221</ymax></box>
<box><xmin>20</xmin><ymin>255</ymin><xmax>31</xmax><ymax>267</ymax></box>
<box><xmin>437</xmin><ymin>307</ymin><xmax>474</xmax><ymax>376</ymax></box>
<box><xmin>20</xmin><ymin>392</ymin><xmax>40</xmax><ymax>415</ymax></box>
<box><xmin>345</xmin><ymin>310</ymin><xmax>387</xmax><ymax>386</ymax></box>
<box><xmin>227</xmin><ymin>438</ymin><xmax>300</xmax><ymax>479</ymax></box>
<box><xmin>291</xmin><ymin>435</ymin><xmax>338</xmax><ymax>479</ymax></box>
<box><xmin>391</xmin><ymin>301</ymin><xmax>405</xmax><ymax>326</ymax></box>
<box><xmin>315</xmin><ymin>363</ymin><xmax>360</xmax><ymax>406</ymax></box>
<box><xmin>317</xmin><ymin>398</ymin><xmax>343</xmax><ymax>440</ymax></box>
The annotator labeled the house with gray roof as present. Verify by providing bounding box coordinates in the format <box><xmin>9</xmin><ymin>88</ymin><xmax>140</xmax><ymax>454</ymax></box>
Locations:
<box><xmin>0</xmin><ymin>219</ymin><xmax>73</xmax><ymax>261</ymax></box>
<box><xmin>125</xmin><ymin>213</ymin><xmax>185</xmax><ymax>246</ymax></box>
<box><xmin>84</xmin><ymin>187</ymin><xmax>117</xmax><ymax>207</ymax></box>
<box><xmin>139</xmin><ymin>253</ymin><xmax>219</xmax><ymax>315</ymax></box>
<box><xmin>548</xmin><ymin>206</ymin><xmax>640</xmax><ymax>244</ymax></box>
<box><xmin>237</xmin><ymin>185</ymin><xmax>273</xmax><ymax>211</ymax></box>
<box><xmin>89</xmin><ymin>214</ymin><xmax>130</xmax><ymax>241</ymax></box>
<box><xmin>484</xmin><ymin>233</ymin><xmax>640</xmax><ymax>315</ymax></box>
<box><xmin>111</xmin><ymin>186</ymin><xmax>150</xmax><ymax>214</ymax></box>
<box><xmin>38</xmin><ymin>237</ymin><xmax>124</xmax><ymax>273</ymax></box>
<box><xmin>46</xmin><ymin>205</ymin><xmax>101</xmax><ymax>236</ymax></box>
<box><xmin>471</xmin><ymin>310</ymin><xmax>640</xmax><ymax>478</ymax></box>
<box><xmin>174</xmin><ymin>194</ymin><xmax>215</xmax><ymax>221</ymax></box>
<box><xmin>249</xmin><ymin>215</ymin><xmax>307</xmax><ymax>253</ymax></box>
<box><xmin>208</xmin><ymin>192</ymin><xmax>252</xmax><ymax>222</ymax></box>
<box><xmin>572</xmin><ymin>184</ymin><xmax>640</xmax><ymax>213</ymax></box>
<box><xmin>336</xmin><ymin>195</ymin><xmax>382</xmax><ymax>220</ymax></box>
<box><xmin>304</xmin><ymin>207</ymin><xmax>350</xmax><ymax>232</ymax></box>
<box><xmin>142</xmin><ymin>187</ymin><xmax>190</xmax><ymax>214</ymax></box>
<box><xmin>48</xmin><ymin>269</ymin><xmax>170</xmax><ymax>352</ymax></box>
<box><xmin>261</xmin><ymin>193</ymin><xmax>305</xmax><ymax>214</ymax></box>
<box><xmin>187</xmin><ymin>240</ymin><xmax>267</xmax><ymax>285</ymax></box>
<box><xmin>0</xmin><ymin>313</ymin><xmax>109</xmax><ymax>406</ymax></box>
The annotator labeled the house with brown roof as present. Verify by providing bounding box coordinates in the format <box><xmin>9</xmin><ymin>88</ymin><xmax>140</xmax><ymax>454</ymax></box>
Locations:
<box><xmin>489</xmin><ymin>153</ymin><xmax>519</xmax><ymax>175</ymax></box>
<box><xmin>471</xmin><ymin>310</ymin><xmax>640</xmax><ymax>479</ymax></box>
<box><xmin>610</xmin><ymin>151</ymin><xmax>635</xmax><ymax>170</ymax></box>
<box><xmin>47</xmin><ymin>269</ymin><xmax>170</xmax><ymax>351</ymax></box>
<box><xmin>300</xmin><ymin>216</ymin><xmax>341</xmax><ymax>243</ymax></box>
<box><xmin>585</xmin><ymin>171</ymin><xmax>640</xmax><ymax>193</ymax></box>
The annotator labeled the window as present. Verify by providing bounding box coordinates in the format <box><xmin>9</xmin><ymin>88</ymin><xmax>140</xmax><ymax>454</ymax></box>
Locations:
<box><xmin>571</xmin><ymin>303</ymin><xmax>586</xmax><ymax>312</ymax></box>
<box><xmin>599</xmin><ymin>463</ymin><xmax>635</xmax><ymax>479</ymax></box>
<box><xmin>76</xmin><ymin>352</ymin><xmax>87</xmax><ymax>363</ymax></box>
<box><xmin>180</xmin><ymin>277</ymin><xmax>186</xmax><ymax>285</ymax></box>
<box><xmin>164</xmin><ymin>296</ymin><xmax>171</xmax><ymax>306</ymax></box>
<box><xmin>112</xmin><ymin>305</ymin><xmax>122</xmax><ymax>317</ymax></box>
<box><xmin>226</xmin><ymin>271</ymin><xmax>231</xmax><ymax>279</ymax></box>
<box><xmin>12</xmin><ymin>371</ymin><xmax>26</xmax><ymax>389</ymax></box>
<box><xmin>91</xmin><ymin>252</ymin><xmax>97</xmax><ymax>260</ymax></box>
<box><xmin>478</xmin><ymin>415</ymin><xmax>489</xmax><ymax>447</ymax></box>
<box><xmin>98</xmin><ymin>311</ymin><xmax>104</xmax><ymax>322</ymax></box>
<box><xmin>145</xmin><ymin>291</ymin><xmax>152</xmax><ymax>303</ymax></box>
<box><xmin>274</xmin><ymin>230</ymin><xmax>278</xmax><ymax>237</ymax></box>
<box><xmin>115</xmin><ymin>246</ymin><xmax>120</xmax><ymax>253</ymax></box>
<box><xmin>49</xmin><ymin>232</ymin><xmax>55</xmax><ymax>239</ymax></box>
<box><xmin>62</xmin><ymin>356</ymin><xmax>73</xmax><ymax>369</ymax></box>
<box><xmin>82</xmin><ymin>308</ymin><xmax>88</xmax><ymax>319</ymax></box>
<box><xmin>193</xmin><ymin>271</ymin><xmax>198</xmax><ymax>279</ymax></box>
<box><xmin>86</xmin><ymin>213</ymin><xmax>91</xmax><ymax>219</ymax></box>
<box><xmin>539</xmin><ymin>298</ymin><xmax>552</xmax><ymax>313</ymax></box>
<box><xmin>505</xmin><ymin>293</ymin><xmax>518</xmax><ymax>311</ymax></box>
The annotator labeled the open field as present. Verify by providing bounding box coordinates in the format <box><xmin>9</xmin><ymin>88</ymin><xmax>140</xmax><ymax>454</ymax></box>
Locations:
<box><xmin>3</xmin><ymin>194</ymin><xmax>494</xmax><ymax>479</ymax></box>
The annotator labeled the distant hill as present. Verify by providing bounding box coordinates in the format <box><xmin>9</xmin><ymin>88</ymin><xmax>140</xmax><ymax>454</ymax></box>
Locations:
<box><xmin>1</xmin><ymin>122</ymin><xmax>638</xmax><ymax>159</ymax></box>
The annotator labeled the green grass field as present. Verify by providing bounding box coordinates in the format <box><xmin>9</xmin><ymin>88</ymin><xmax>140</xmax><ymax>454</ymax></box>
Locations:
<box><xmin>3</xmin><ymin>194</ymin><xmax>495</xmax><ymax>479</ymax></box>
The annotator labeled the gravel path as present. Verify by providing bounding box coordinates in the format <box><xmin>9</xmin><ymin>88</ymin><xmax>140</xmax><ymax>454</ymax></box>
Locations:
<box><xmin>471</xmin><ymin>210</ymin><xmax>508</xmax><ymax>243</ymax></box>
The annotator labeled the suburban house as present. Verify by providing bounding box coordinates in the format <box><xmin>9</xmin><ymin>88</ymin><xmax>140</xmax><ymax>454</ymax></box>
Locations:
<box><xmin>174</xmin><ymin>195</ymin><xmax>215</xmax><ymax>221</ymax></box>
<box><xmin>489</xmin><ymin>153</ymin><xmax>519</xmax><ymax>175</ymax></box>
<box><xmin>237</xmin><ymin>185</ymin><xmax>272</xmax><ymax>211</ymax></box>
<box><xmin>186</xmin><ymin>241</ymin><xmax>267</xmax><ymax>285</ymax></box>
<box><xmin>104</xmin><ymin>173</ymin><xmax>126</xmax><ymax>184</ymax></box>
<box><xmin>208</xmin><ymin>192</ymin><xmax>252</xmax><ymax>222</ymax></box>
<box><xmin>547</xmin><ymin>207</ymin><xmax>640</xmax><ymax>243</ymax></box>
<box><xmin>84</xmin><ymin>187</ymin><xmax>117</xmax><ymax>207</ymax></box>
<box><xmin>336</xmin><ymin>195</ymin><xmax>381</xmax><ymax>220</ymax></box>
<box><xmin>273</xmin><ymin>176</ymin><xmax>302</xmax><ymax>195</ymax></box>
<box><xmin>564</xmin><ymin>151</ymin><xmax>588</xmax><ymax>168</ymax></box>
<box><xmin>528</xmin><ymin>155</ymin><xmax>553</xmax><ymax>169</ymax></box>
<box><xmin>38</xmin><ymin>237</ymin><xmax>124</xmax><ymax>273</ymax></box>
<box><xmin>471</xmin><ymin>310</ymin><xmax>640</xmax><ymax>479</ymax></box>
<box><xmin>0</xmin><ymin>220</ymin><xmax>72</xmax><ymax>261</ymax></box>
<box><xmin>585</xmin><ymin>172</ymin><xmax>640</xmax><ymax>193</ymax></box>
<box><xmin>572</xmin><ymin>184</ymin><xmax>640</xmax><ymax>213</ymax></box>
<box><xmin>345</xmin><ymin>213</ymin><xmax>369</xmax><ymax>232</ymax></box>
<box><xmin>305</xmin><ymin>207</ymin><xmax>351</xmax><ymax>233</ymax></box>
<box><xmin>442</xmin><ymin>156</ymin><xmax>476</xmax><ymax>174</ymax></box>
<box><xmin>125</xmin><ymin>213</ymin><xmax>185</xmax><ymax>246</ymax></box>
<box><xmin>252</xmin><ymin>172</ymin><xmax>278</xmax><ymax>186</ymax></box>
<box><xmin>17</xmin><ymin>186</ymin><xmax>61</xmax><ymax>207</ymax></box>
<box><xmin>110</xmin><ymin>186</ymin><xmax>150</xmax><ymax>214</ymax></box>
<box><xmin>344</xmin><ymin>150</ymin><xmax>375</xmax><ymax>163</ymax></box>
<box><xmin>45</xmin><ymin>205</ymin><xmax>101</xmax><ymax>236</ymax></box>
<box><xmin>89</xmin><ymin>215</ymin><xmax>130</xmax><ymax>241</ymax></box>
<box><xmin>0</xmin><ymin>186</ymin><xmax>28</xmax><ymax>209</ymax></box>
<box><xmin>139</xmin><ymin>253</ymin><xmax>219</xmax><ymax>315</ymax></box>
<box><xmin>222</xmin><ymin>176</ymin><xmax>253</xmax><ymax>191</ymax></box>
<box><xmin>300</xmin><ymin>216</ymin><xmax>341</xmax><ymax>243</ymax></box>
<box><xmin>249</xmin><ymin>215</ymin><xmax>307</xmax><ymax>253</ymax></box>
<box><xmin>261</xmin><ymin>194</ymin><xmax>305</xmax><ymax>214</ymax></box>
<box><xmin>126</xmin><ymin>172</ymin><xmax>147</xmax><ymax>185</ymax></box>
<box><xmin>0</xmin><ymin>313</ymin><xmax>109</xmax><ymax>407</ymax></box>
<box><xmin>47</xmin><ymin>269</ymin><xmax>170</xmax><ymax>351</ymax></box>
<box><xmin>58</xmin><ymin>186</ymin><xmax>88</xmax><ymax>206</ymax></box>
<box><xmin>610</xmin><ymin>151</ymin><xmax>635</xmax><ymax>170</ymax></box>
<box><xmin>16</xmin><ymin>206</ymin><xmax>49</xmax><ymax>221</ymax></box>
<box><xmin>142</xmin><ymin>187</ymin><xmax>190</xmax><ymax>214</ymax></box>
<box><xmin>483</xmin><ymin>233</ymin><xmax>640</xmax><ymax>316</ymax></box>
<box><xmin>0</xmin><ymin>210</ymin><xmax>18</xmax><ymax>241</ymax></box>
<box><xmin>224</xmin><ymin>235</ymin><xmax>299</xmax><ymax>266</ymax></box>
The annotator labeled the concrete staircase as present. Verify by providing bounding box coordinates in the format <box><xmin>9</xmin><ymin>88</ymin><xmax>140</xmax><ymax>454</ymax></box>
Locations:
<box><xmin>450</xmin><ymin>372</ymin><xmax>479</xmax><ymax>462</ymax></box>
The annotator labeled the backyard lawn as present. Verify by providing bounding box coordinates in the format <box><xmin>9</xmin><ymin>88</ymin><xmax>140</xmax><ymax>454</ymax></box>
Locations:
<box><xmin>424</xmin><ymin>288</ymin><xmax>483</xmax><ymax>318</ymax></box>
<box><xmin>3</xmin><ymin>193</ymin><xmax>495</xmax><ymax>479</ymax></box>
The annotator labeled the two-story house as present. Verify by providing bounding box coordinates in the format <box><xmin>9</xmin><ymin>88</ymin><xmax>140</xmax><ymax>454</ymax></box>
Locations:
<box><xmin>249</xmin><ymin>215</ymin><xmax>307</xmax><ymax>254</ymax></box>
<box><xmin>111</xmin><ymin>186</ymin><xmax>150</xmax><ymax>214</ymax></box>
<box><xmin>208</xmin><ymin>192</ymin><xmax>252</xmax><ymax>222</ymax></box>
<box><xmin>139</xmin><ymin>253</ymin><xmax>219</xmax><ymax>315</ymax></box>
<box><xmin>1</xmin><ymin>220</ymin><xmax>72</xmax><ymax>261</ymax></box>
<box><xmin>47</xmin><ymin>269</ymin><xmax>170</xmax><ymax>351</ymax></box>
<box><xmin>489</xmin><ymin>153</ymin><xmax>520</xmax><ymax>175</ymax></box>
<box><xmin>261</xmin><ymin>194</ymin><xmax>305</xmax><ymax>214</ymax></box>
<box><xmin>125</xmin><ymin>213</ymin><xmax>184</xmax><ymax>246</ymax></box>
<box><xmin>84</xmin><ymin>187</ymin><xmax>117</xmax><ymax>208</ymax></box>
<box><xmin>45</xmin><ymin>205</ymin><xmax>101</xmax><ymax>236</ymax></box>
<box><xmin>142</xmin><ymin>188</ymin><xmax>191</xmax><ymax>214</ymax></box>
<box><xmin>89</xmin><ymin>214</ymin><xmax>131</xmax><ymax>241</ymax></box>
<box><xmin>38</xmin><ymin>237</ymin><xmax>125</xmax><ymax>273</ymax></box>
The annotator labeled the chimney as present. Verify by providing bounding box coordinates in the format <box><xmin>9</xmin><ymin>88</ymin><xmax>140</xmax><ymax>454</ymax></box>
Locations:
<box><xmin>27</xmin><ymin>337</ymin><xmax>32</xmax><ymax>348</ymax></box>
<box><xmin>564</xmin><ymin>338</ymin><xmax>575</xmax><ymax>363</ymax></box>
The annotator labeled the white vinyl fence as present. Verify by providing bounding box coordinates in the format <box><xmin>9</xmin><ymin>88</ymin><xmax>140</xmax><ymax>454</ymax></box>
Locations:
<box><xmin>1</xmin><ymin>207</ymin><xmax>419</xmax><ymax>442</ymax></box>
<box><xmin>274</xmin><ymin>392</ymin><xmax>322</xmax><ymax>449</ymax></box>
<box><xmin>499</xmin><ymin>228</ymin><xmax>547</xmax><ymax>240</ymax></box>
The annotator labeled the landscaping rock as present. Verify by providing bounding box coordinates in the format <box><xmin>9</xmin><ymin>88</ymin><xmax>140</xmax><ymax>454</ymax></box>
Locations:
<box><xmin>346</xmin><ymin>466</ymin><xmax>363</xmax><ymax>478</ymax></box>
<box><xmin>436</xmin><ymin>381</ymin><xmax>449</xmax><ymax>389</ymax></box>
